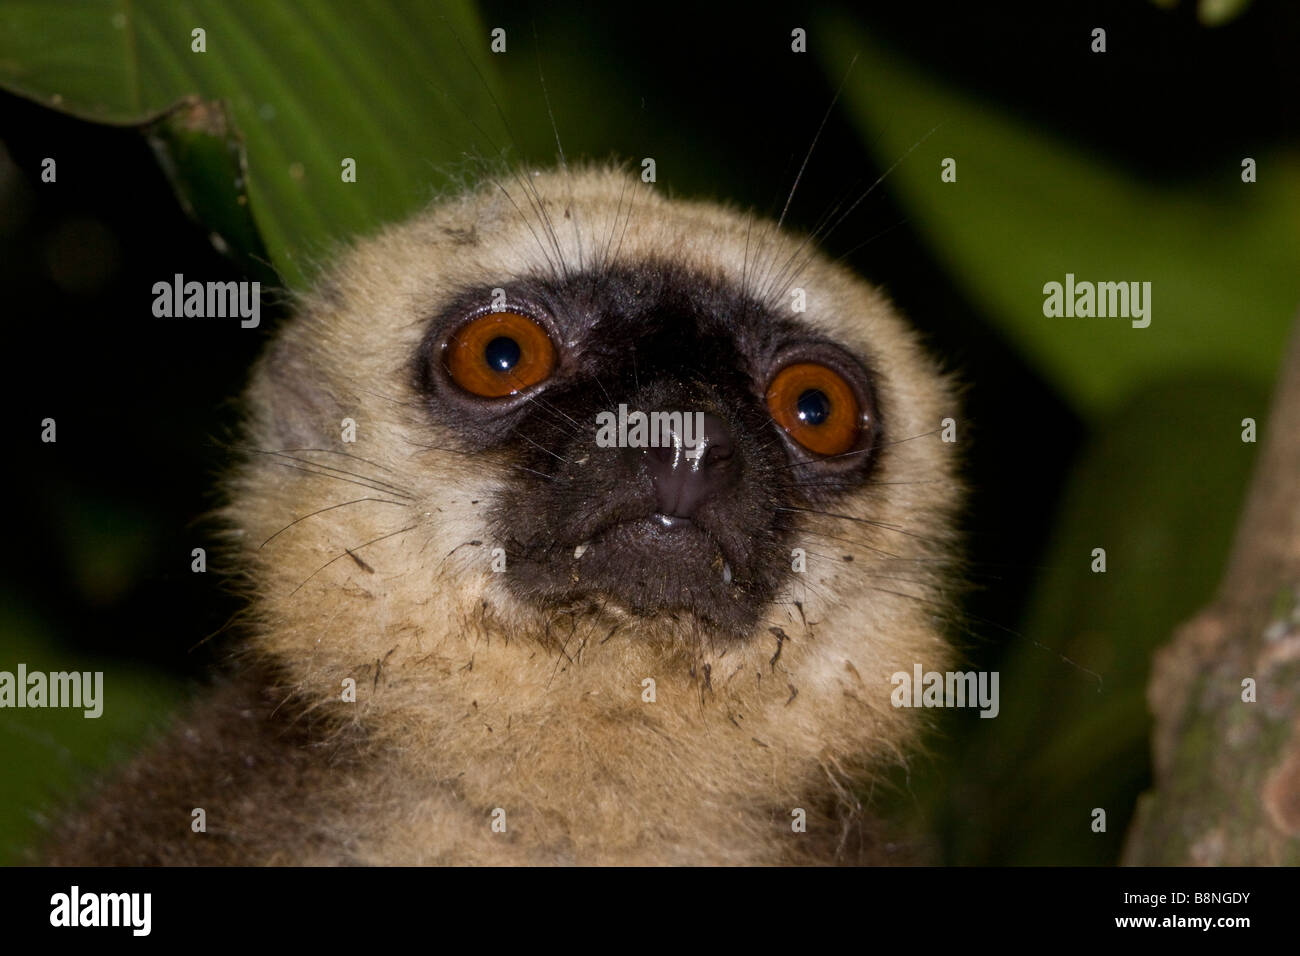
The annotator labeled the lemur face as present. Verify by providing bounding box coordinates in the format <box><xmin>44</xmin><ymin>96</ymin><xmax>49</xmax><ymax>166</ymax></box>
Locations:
<box><xmin>232</xmin><ymin>167</ymin><xmax>959</xmax><ymax>791</ymax></box>
<box><xmin>412</xmin><ymin>262</ymin><xmax>884</xmax><ymax>639</ymax></box>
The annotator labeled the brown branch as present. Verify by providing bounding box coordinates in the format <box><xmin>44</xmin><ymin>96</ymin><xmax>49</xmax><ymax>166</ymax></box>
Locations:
<box><xmin>1123</xmin><ymin>311</ymin><xmax>1300</xmax><ymax>864</ymax></box>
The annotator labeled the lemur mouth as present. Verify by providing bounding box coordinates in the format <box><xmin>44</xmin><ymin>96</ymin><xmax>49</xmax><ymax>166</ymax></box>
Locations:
<box><xmin>646</xmin><ymin>513</ymin><xmax>700</xmax><ymax>533</ymax></box>
<box><xmin>572</xmin><ymin>511</ymin><xmax>735</xmax><ymax>589</ymax></box>
<box><xmin>504</xmin><ymin>508</ymin><xmax>765</xmax><ymax>635</ymax></box>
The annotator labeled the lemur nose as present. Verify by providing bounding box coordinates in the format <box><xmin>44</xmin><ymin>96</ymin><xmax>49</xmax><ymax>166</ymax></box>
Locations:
<box><xmin>644</xmin><ymin>412</ymin><xmax>737</xmax><ymax>520</ymax></box>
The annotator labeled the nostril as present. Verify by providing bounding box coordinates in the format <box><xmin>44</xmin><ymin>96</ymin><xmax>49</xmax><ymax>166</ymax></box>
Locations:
<box><xmin>645</xmin><ymin>442</ymin><xmax>676</xmax><ymax>466</ymax></box>
<box><xmin>702</xmin><ymin>443</ymin><xmax>733</xmax><ymax>467</ymax></box>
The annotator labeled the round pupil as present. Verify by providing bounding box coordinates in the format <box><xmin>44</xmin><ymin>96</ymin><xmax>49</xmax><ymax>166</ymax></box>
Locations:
<box><xmin>484</xmin><ymin>335</ymin><xmax>522</xmax><ymax>372</ymax></box>
<box><xmin>796</xmin><ymin>388</ymin><xmax>831</xmax><ymax>426</ymax></box>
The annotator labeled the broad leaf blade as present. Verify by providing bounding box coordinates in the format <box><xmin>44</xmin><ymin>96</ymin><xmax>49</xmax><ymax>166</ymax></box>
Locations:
<box><xmin>0</xmin><ymin>0</ymin><xmax>505</xmax><ymax>286</ymax></box>
<box><xmin>818</xmin><ymin>17</ymin><xmax>1300</xmax><ymax>418</ymax></box>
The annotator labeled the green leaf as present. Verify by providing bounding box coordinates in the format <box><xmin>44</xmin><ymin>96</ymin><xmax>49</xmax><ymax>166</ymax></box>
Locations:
<box><xmin>145</xmin><ymin>97</ymin><xmax>272</xmax><ymax>280</ymax></box>
<box><xmin>817</xmin><ymin>17</ymin><xmax>1300</xmax><ymax>419</ymax></box>
<box><xmin>0</xmin><ymin>0</ymin><xmax>504</xmax><ymax>287</ymax></box>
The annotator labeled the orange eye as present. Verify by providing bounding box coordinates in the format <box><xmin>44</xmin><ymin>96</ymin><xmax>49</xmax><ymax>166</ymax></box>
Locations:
<box><xmin>766</xmin><ymin>363</ymin><xmax>863</xmax><ymax>456</ymax></box>
<box><xmin>444</xmin><ymin>311</ymin><xmax>557</xmax><ymax>398</ymax></box>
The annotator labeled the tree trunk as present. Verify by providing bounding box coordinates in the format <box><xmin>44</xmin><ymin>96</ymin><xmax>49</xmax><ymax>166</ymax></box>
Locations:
<box><xmin>1124</xmin><ymin>312</ymin><xmax>1300</xmax><ymax>865</ymax></box>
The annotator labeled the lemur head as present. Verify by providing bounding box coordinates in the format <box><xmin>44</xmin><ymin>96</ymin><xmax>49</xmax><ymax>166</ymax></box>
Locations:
<box><xmin>225</xmin><ymin>165</ymin><xmax>961</xmax><ymax>856</ymax></box>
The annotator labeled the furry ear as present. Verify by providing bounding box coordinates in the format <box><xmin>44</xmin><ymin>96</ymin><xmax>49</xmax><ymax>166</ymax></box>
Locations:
<box><xmin>248</xmin><ymin>323</ymin><xmax>344</xmax><ymax>450</ymax></box>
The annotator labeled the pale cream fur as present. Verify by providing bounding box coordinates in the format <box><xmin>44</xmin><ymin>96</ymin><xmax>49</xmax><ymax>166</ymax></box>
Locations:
<box><xmin>223</xmin><ymin>165</ymin><xmax>961</xmax><ymax>864</ymax></box>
